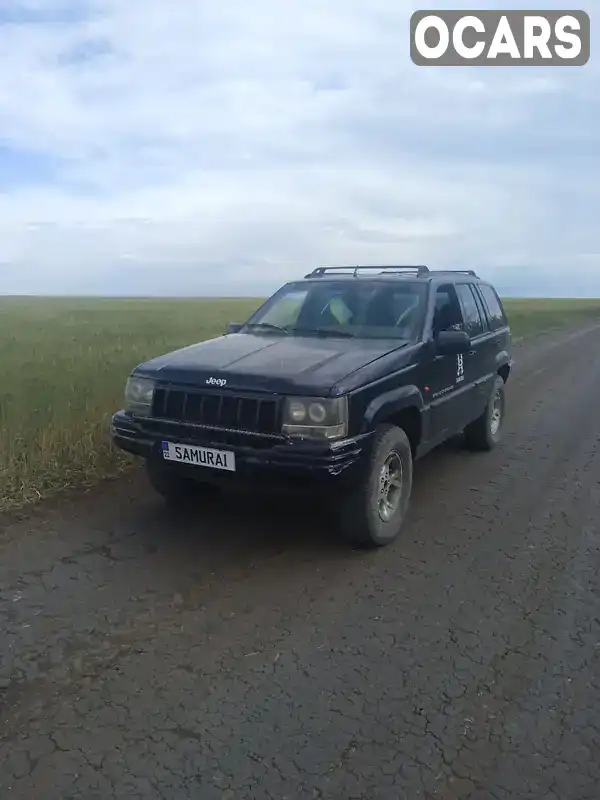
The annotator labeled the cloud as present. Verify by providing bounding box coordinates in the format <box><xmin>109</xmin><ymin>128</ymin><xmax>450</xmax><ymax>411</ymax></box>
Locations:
<box><xmin>0</xmin><ymin>0</ymin><xmax>598</xmax><ymax>296</ymax></box>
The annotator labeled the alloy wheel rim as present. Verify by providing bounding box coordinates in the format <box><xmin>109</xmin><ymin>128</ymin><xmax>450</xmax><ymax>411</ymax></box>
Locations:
<box><xmin>490</xmin><ymin>390</ymin><xmax>503</xmax><ymax>436</ymax></box>
<box><xmin>377</xmin><ymin>450</ymin><xmax>404</xmax><ymax>522</ymax></box>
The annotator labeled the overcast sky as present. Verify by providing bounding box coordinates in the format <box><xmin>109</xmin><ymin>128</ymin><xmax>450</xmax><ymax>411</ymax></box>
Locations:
<box><xmin>0</xmin><ymin>0</ymin><xmax>598</xmax><ymax>297</ymax></box>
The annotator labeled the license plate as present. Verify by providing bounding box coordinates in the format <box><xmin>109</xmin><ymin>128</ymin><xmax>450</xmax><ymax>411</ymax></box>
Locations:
<box><xmin>161</xmin><ymin>441</ymin><xmax>236</xmax><ymax>472</ymax></box>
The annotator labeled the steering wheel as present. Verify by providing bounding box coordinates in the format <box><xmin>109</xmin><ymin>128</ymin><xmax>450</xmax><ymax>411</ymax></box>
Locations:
<box><xmin>395</xmin><ymin>304</ymin><xmax>416</xmax><ymax>328</ymax></box>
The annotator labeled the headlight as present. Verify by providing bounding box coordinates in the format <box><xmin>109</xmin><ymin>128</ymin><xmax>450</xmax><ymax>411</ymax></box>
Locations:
<box><xmin>124</xmin><ymin>375</ymin><xmax>155</xmax><ymax>416</ymax></box>
<box><xmin>282</xmin><ymin>396</ymin><xmax>348</xmax><ymax>440</ymax></box>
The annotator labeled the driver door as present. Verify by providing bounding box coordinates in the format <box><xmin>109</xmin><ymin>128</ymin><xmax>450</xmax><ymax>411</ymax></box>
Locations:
<box><xmin>427</xmin><ymin>284</ymin><xmax>474</xmax><ymax>441</ymax></box>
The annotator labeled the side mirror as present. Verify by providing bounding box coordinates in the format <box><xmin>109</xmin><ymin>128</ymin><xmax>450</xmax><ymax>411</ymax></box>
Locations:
<box><xmin>436</xmin><ymin>329</ymin><xmax>471</xmax><ymax>355</ymax></box>
<box><xmin>226</xmin><ymin>322</ymin><xmax>243</xmax><ymax>334</ymax></box>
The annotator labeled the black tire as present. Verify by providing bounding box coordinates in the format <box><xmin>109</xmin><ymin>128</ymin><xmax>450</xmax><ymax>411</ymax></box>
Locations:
<box><xmin>334</xmin><ymin>424</ymin><xmax>413</xmax><ymax>548</ymax></box>
<box><xmin>145</xmin><ymin>458</ymin><xmax>217</xmax><ymax>505</ymax></box>
<box><xmin>464</xmin><ymin>374</ymin><xmax>506</xmax><ymax>451</ymax></box>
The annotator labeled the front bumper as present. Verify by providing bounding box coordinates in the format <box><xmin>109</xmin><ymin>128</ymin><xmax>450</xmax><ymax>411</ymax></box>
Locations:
<box><xmin>110</xmin><ymin>410</ymin><xmax>373</xmax><ymax>493</ymax></box>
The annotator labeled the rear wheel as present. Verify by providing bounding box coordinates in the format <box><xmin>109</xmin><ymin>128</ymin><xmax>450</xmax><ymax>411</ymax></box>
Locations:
<box><xmin>464</xmin><ymin>374</ymin><xmax>506</xmax><ymax>451</ymax></box>
<box><xmin>334</xmin><ymin>424</ymin><xmax>413</xmax><ymax>548</ymax></box>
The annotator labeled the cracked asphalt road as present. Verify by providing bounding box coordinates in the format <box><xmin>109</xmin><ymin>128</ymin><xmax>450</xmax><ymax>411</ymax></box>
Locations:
<box><xmin>1</xmin><ymin>322</ymin><xmax>600</xmax><ymax>799</ymax></box>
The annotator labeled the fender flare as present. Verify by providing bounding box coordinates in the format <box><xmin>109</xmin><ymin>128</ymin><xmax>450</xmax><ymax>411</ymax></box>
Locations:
<box><xmin>495</xmin><ymin>350</ymin><xmax>512</xmax><ymax>379</ymax></box>
<box><xmin>362</xmin><ymin>384</ymin><xmax>425</xmax><ymax>434</ymax></box>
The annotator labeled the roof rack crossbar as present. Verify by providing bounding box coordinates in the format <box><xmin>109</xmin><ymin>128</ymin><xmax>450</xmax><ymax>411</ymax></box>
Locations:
<box><xmin>304</xmin><ymin>265</ymin><xmax>430</xmax><ymax>279</ymax></box>
<box><xmin>430</xmin><ymin>269</ymin><xmax>478</xmax><ymax>277</ymax></box>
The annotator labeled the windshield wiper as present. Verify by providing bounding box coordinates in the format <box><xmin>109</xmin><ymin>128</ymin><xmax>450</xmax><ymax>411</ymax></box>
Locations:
<box><xmin>245</xmin><ymin>323</ymin><xmax>355</xmax><ymax>339</ymax></box>
<box><xmin>244</xmin><ymin>322</ymin><xmax>291</xmax><ymax>335</ymax></box>
<box><xmin>291</xmin><ymin>327</ymin><xmax>356</xmax><ymax>339</ymax></box>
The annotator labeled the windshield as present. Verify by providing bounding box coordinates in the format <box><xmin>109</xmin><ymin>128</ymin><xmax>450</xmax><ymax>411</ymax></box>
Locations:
<box><xmin>243</xmin><ymin>280</ymin><xmax>427</xmax><ymax>341</ymax></box>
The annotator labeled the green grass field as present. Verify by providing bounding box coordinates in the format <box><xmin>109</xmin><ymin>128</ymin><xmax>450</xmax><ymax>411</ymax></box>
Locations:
<box><xmin>1</xmin><ymin>295</ymin><xmax>599</xmax><ymax>513</ymax></box>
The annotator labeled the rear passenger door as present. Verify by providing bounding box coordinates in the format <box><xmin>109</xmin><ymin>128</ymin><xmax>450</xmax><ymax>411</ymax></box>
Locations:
<box><xmin>454</xmin><ymin>283</ymin><xmax>489</xmax><ymax>423</ymax></box>
<box><xmin>471</xmin><ymin>282</ymin><xmax>511</xmax><ymax>419</ymax></box>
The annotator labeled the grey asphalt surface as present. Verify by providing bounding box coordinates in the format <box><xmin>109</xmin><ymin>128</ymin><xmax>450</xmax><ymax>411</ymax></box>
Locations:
<box><xmin>1</xmin><ymin>322</ymin><xmax>600</xmax><ymax>800</ymax></box>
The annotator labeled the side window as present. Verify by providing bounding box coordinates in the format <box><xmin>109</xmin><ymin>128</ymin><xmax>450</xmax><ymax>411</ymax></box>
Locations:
<box><xmin>432</xmin><ymin>284</ymin><xmax>465</xmax><ymax>335</ymax></box>
<box><xmin>455</xmin><ymin>284</ymin><xmax>485</xmax><ymax>337</ymax></box>
<box><xmin>471</xmin><ymin>283</ymin><xmax>489</xmax><ymax>330</ymax></box>
<box><xmin>478</xmin><ymin>285</ymin><xmax>507</xmax><ymax>331</ymax></box>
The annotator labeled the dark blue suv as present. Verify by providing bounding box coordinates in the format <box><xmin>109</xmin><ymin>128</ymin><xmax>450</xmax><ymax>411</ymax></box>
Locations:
<box><xmin>111</xmin><ymin>266</ymin><xmax>512</xmax><ymax>548</ymax></box>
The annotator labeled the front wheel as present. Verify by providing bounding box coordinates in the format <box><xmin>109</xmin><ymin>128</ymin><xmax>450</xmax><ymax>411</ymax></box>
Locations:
<box><xmin>464</xmin><ymin>374</ymin><xmax>506</xmax><ymax>451</ymax></box>
<box><xmin>334</xmin><ymin>424</ymin><xmax>413</xmax><ymax>548</ymax></box>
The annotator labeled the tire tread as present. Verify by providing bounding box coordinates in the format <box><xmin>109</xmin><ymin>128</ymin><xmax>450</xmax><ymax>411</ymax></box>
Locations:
<box><xmin>335</xmin><ymin>424</ymin><xmax>413</xmax><ymax>548</ymax></box>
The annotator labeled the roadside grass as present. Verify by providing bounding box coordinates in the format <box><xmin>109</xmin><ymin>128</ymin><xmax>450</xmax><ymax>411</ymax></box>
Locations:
<box><xmin>0</xmin><ymin>297</ymin><xmax>261</xmax><ymax>512</ymax></box>
<box><xmin>503</xmin><ymin>298</ymin><xmax>600</xmax><ymax>339</ymax></box>
<box><xmin>1</xmin><ymin>295</ymin><xmax>599</xmax><ymax>512</ymax></box>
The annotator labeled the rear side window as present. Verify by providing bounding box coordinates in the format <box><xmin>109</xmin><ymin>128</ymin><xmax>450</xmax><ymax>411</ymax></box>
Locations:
<box><xmin>478</xmin><ymin>284</ymin><xmax>507</xmax><ymax>330</ymax></box>
<box><xmin>455</xmin><ymin>283</ymin><xmax>485</xmax><ymax>337</ymax></box>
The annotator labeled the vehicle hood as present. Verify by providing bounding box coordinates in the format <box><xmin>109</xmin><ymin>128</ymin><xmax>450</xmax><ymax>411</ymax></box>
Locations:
<box><xmin>135</xmin><ymin>332</ymin><xmax>409</xmax><ymax>395</ymax></box>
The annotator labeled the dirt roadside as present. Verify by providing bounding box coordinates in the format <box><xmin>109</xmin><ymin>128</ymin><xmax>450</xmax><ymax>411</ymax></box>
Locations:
<box><xmin>1</xmin><ymin>321</ymin><xmax>600</xmax><ymax>799</ymax></box>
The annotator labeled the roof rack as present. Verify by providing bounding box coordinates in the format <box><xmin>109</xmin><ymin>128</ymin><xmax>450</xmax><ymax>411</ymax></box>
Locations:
<box><xmin>430</xmin><ymin>269</ymin><xmax>478</xmax><ymax>277</ymax></box>
<box><xmin>304</xmin><ymin>265</ymin><xmax>430</xmax><ymax>279</ymax></box>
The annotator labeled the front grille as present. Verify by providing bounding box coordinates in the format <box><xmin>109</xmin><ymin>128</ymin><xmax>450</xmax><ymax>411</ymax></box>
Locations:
<box><xmin>152</xmin><ymin>387</ymin><xmax>280</xmax><ymax>435</ymax></box>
